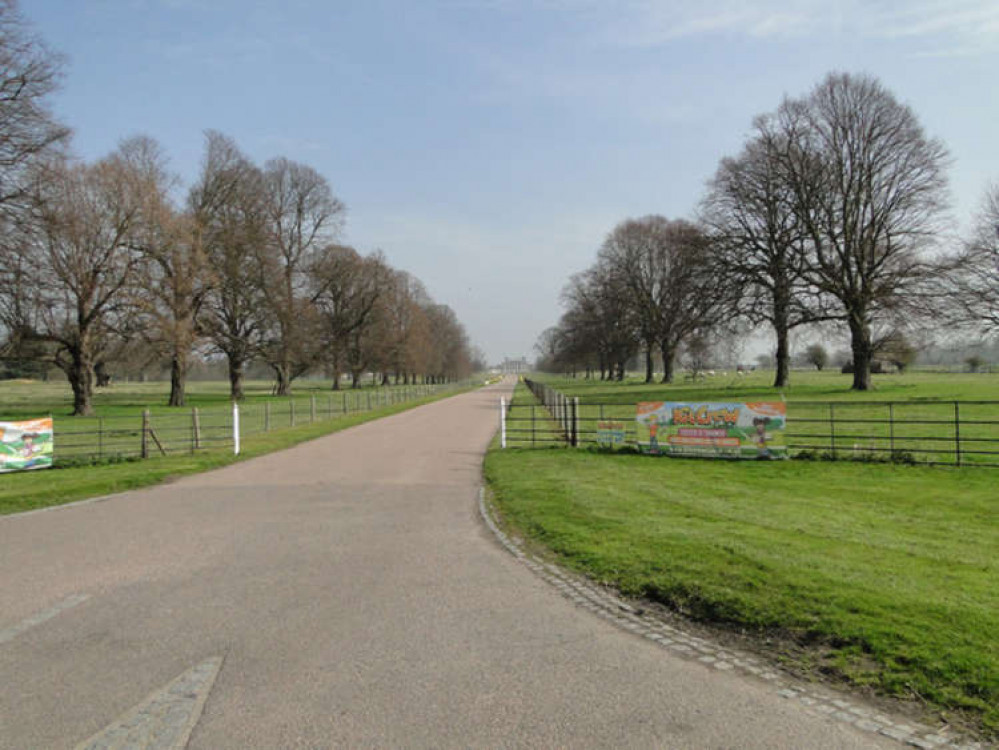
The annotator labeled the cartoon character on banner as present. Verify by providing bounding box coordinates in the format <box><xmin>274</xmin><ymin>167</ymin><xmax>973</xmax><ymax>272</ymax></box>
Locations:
<box><xmin>648</xmin><ymin>413</ymin><xmax>661</xmax><ymax>455</ymax></box>
<box><xmin>752</xmin><ymin>417</ymin><xmax>772</xmax><ymax>459</ymax></box>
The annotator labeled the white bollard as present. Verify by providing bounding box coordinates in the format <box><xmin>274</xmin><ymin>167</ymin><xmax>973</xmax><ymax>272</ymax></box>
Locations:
<box><xmin>233</xmin><ymin>402</ymin><xmax>241</xmax><ymax>455</ymax></box>
<box><xmin>500</xmin><ymin>397</ymin><xmax>507</xmax><ymax>449</ymax></box>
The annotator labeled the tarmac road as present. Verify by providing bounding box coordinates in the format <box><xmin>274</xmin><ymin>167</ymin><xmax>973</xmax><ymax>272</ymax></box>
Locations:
<box><xmin>0</xmin><ymin>378</ymin><xmax>896</xmax><ymax>748</ymax></box>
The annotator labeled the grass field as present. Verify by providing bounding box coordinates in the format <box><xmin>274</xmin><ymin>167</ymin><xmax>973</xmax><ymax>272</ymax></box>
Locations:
<box><xmin>0</xmin><ymin>377</ymin><xmax>430</xmax><ymax>418</ymax></box>
<box><xmin>486</xmin><ymin>374</ymin><xmax>999</xmax><ymax>738</ymax></box>
<box><xmin>533</xmin><ymin>368</ymin><xmax>999</xmax><ymax>402</ymax></box>
<box><xmin>0</xmin><ymin>377</ymin><xmax>481</xmax><ymax>515</ymax></box>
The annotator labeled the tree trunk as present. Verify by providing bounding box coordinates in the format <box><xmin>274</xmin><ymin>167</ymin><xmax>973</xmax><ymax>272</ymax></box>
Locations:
<box><xmin>66</xmin><ymin>347</ymin><xmax>95</xmax><ymax>416</ymax></box>
<box><xmin>644</xmin><ymin>346</ymin><xmax>654</xmax><ymax>383</ymax></box>
<box><xmin>168</xmin><ymin>349</ymin><xmax>187</xmax><ymax>407</ymax></box>
<box><xmin>228</xmin><ymin>357</ymin><xmax>245</xmax><ymax>401</ymax></box>
<box><xmin>330</xmin><ymin>356</ymin><xmax>342</xmax><ymax>391</ymax></box>
<box><xmin>659</xmin><ymin>342</ymin><xmax>675</xmax><ymax>384</ymax></box>
<box><xmin>274</xmin><ymin>362</ymin><xmax>292</xmax><ymax>397</ymax></box>
<box><xmin>848</xmin><ymin>313</ymin><xmax>873</xmax><ymax>391</ymax></box>
<box><xmin>773</xmin><ymin>319</ymin><xmax>790</xmax><ymax>389</ymax></box>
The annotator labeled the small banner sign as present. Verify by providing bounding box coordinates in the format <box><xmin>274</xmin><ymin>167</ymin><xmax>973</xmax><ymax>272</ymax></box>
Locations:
<box><xmin>595</xmin><ymin>420</ymin><xmax>626</xmax><ymax>447</ymax></box>
<box><xmin>0</xmin><ymin>417</ymin><xmax>54</xmax><ymax>473</ymax></box>
<box><xmin>636</xmin><ymin>402</ymin><xmax>787</xmax><ymax>459</ymax></box>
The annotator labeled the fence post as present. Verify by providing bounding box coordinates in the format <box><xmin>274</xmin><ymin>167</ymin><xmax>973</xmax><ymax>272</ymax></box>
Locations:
<box><xmin>531</xmin><ymin>406</ymin><xmax>536</xmax><ymax>447</ymax></box>
<box><xmin>233</xmin><ymin>402</ymin><xmax>240</xmax><ymax>455</ymax></box>
<box><xmin>192</xmin><ymin>408</ymin><xmax>201</xmax><ymax>451</ymax></box>
<box><xmin>888</xmin><ymin>403</ymin><xmax>894</xmax><ymax>456</ymax></box>
<box><xmin>311</xmin><ymin>394</ymin><xmax>317</xmax><ymax>423</ymax></box>
<box><xmin>954</xmin><ymin>402</ymin><xmax>962</xmax><ymax>467</ymax></box>
<box><xmin>500</xmin><ymin>397</ymin><xmax>507</xmax><ymax>448</ymax></box>
<box><xmin>328</xmin><ymin>395</ymin><xmax>333</xmax><ymax>419</ymax></box>
<box><xmin>264</xmin><ymin>402</ymin><xmax>271</xmax><ymax>432</ymax></box>
<box><xmin>367</xmin><ymin>392</ymin><xmax>372</xmax><ymax>411</ymax></box>
<box><xmin>829</xmin><ymin>403</ymin><xmax>836</xmax><ymax>457</ymax></box>
<box><xmin>573</xmin><ymin>397</ymin><xmax>580</xmax><ymax>447</ymax></box>
<box><xmin>98</xmin><ymin>416</ymin><xmax>104</xmax><ymax>460</ymax></box>
<box><xmin>141</xmin><ymin>410</ymin><xmax>150</xmax><ymax>459</ymax></box>
<box><xmin>290</xmin><ymin>398</ymin><xmax>296</xmax><ymax>427</ymax></box>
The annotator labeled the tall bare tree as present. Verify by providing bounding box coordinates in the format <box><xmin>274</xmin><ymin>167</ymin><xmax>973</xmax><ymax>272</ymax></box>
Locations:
<box><xmin>703</xmin><ymin>129</ymin><xmax>822</xmax><ymax>388</ymax></box>
<box><xmin>559</xmin><ymin>263</ymin><xmax>637</xmax><ymax>380</ymax></box>
<box><xmin>20</xmin><ymin>146</ymin><xmax>150</xmax><ymax>414</ymax></box>
<box><xmin>0</xmin><ymin>0</ymin><xmax>69</xmax><ymax>214</ymax></box>
<box><xmin>943</xmin><ymin>183</ymin><xmax>999</xmax><ymax>334</ymax></box>
<box><xmin>258</xmin><ymin>157</ymin><xmax>345</xmax><ymax>395</ymax></box>
<box><xmin>310</xmin><ymin>244</ymin><xmax>385</xmax><ymax>389</ymax></box>
<box><xmin>598</xmin><ymin>216</ymin><xmax>722</xmax><ymax>383</ymax></box>
<box><xmin>770</xmin><ymin>72</ymin><xmax>950</xmax><ymax>390</ymax></box>
<box><xmin>189</xmin><ymin>131</ymin><xmax>267</xmax><ymax>401</ymax></box>
<box><xmin>120</xmin><ymin>136</ymin><xmax>210</xmax><ymax>406</ymax></box>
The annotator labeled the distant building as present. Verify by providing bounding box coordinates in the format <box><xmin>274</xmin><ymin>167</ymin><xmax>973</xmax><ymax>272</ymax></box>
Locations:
<box><xmin>500</xmin><ymin>357</ymin><xmax>529</xmax><ymax>374</ymax></box>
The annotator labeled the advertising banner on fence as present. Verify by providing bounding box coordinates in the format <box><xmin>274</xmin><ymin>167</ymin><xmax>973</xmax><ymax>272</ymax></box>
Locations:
<box><xmin>636</xmin><ymin>402</ymin><xmax>787</xmax><ymax>459</ymax></box>
<box><xmin>0</xmin><ymin>418</ymin><xmax>54</xmax><ymax>473</ymax></box>
<box><xmin>596</xmin><ymin>420</ymin><xmax>626</xmax><ymax>447</ymax></box>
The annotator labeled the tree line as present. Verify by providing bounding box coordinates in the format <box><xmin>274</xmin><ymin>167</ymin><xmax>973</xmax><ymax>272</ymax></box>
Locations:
<box><xmin>0</xmin><ymin>2</ymin><xmax>481</xmax><ymax>415</ymax></box>
<box><xmin>537</xmin><ymin>71</ymin><xmax>998</xmax><ymax>391</ymax></box>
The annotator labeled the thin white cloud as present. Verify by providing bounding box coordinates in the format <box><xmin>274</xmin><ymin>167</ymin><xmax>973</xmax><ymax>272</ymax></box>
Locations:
<box><xmin>504</xmin><ymin>0</ymin><xmax>999</xmax><ymax>52</ymax></box>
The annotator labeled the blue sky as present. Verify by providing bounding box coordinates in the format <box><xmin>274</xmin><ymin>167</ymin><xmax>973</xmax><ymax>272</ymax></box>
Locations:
<box><xmin>25</xmin><ymin>0</ymin><xmax>999</xmax><ymax>363</ymax></box>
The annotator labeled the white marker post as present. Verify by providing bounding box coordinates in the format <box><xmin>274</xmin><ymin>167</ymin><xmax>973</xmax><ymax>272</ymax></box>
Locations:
<box><xmin>500</xmin><ymin>397</ymin><xmax>507</xmax><ymax>449</ymax></box>
<box><xmin>232</xmin><ymin>402</ymin><xmax>241</xmax><ymax>455</ymax></box>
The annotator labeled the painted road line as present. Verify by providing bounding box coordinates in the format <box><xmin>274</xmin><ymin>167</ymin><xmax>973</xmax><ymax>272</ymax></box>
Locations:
<box><xmin>75</xmin><ymin>656</ymin><xmax>224</xmax><ymax>750</ymax></box>
<box><xmin>0</xmin><ymin>593</ymin><xmax>91</xmax><ymax>645</ymax></box>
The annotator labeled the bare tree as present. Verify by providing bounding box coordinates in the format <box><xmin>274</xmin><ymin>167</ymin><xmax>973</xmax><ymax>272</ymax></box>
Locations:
<box><xmin>111</xmin><ymin>135</ymin><xmax>210</xmax><ymax>407</ymax></box>
<box><xmin>257</xmin><ymin>157</ymin><xmax>345</xmax><ymax>395</ymax></box>
<box><xmin>189</xmin><ymin>131</ymin><xmax>268</xmax><ymax>401</ymax></box>
<box><xmin>310</xmin><ymin>245</ymin><xmax>387</xmax><ymax>389</ymax></box>
<box><xmin>0</xmin><ymin>0</ymin><xmax>70</xmax><ymax>214</ymax></box>
<box><xmin>596</xmin><ymin>218</ymin><xmax>662</xmax><ymax>382</ymax></box>
<box><xmin>19</xmin><ymin>147</ymin><xmax>150</xmax><ymax>414</ymax></box>
<box><xmin>559</xmin><ymin>264</ymin><xmax>637</xmax><ymax>380</ymax></box>
<box><xmin>423</xmin><ymin>302</ymin><xmax>472</xmax><ymax>383</ymax></box>
<box><xmin>702</xmin><ymin>129</ymin><xmax>823</xmax><ymax>388</ymax></box>
<box><xmin>601</xmin><ymin>217</ymin><xmax>723</xmax><ymax>383</ymax></box>
<box><xmin>943</xmin><ymin>183</ymin><xmax>999</xmax><ymax>334</ymax></box>
<box><xmin>770</xmin><ymin>72</ymin><xmax>950</xmax><ymax>390</ymax></box>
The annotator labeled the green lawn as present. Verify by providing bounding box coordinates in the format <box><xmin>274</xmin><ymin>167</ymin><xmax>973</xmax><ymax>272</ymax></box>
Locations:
<box><xmin>533</xmin><ymin>368</ymin><xmax>999</xmax><ymax>403</ymax></box>
<box><xmin>487</xmin><ymin>374</ymin><xmax>999</xmax><ymax>737</ymax></box>
<box><xmin>0</xmin><ymin>377</ymin><xmax>434</xmax><ymax>418</ymax></box>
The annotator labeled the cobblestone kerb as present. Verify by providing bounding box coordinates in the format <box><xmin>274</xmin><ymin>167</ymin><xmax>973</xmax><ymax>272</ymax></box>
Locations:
<box><xmin>478</xmin><ymin>488</ymin><xmax>985</xmax><ymax>750</ymax></box>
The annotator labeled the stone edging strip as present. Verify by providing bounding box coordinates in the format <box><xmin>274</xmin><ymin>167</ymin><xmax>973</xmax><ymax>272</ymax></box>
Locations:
<box><xmin>477</xmin><ymin>487</ymin><xmax>985</xmax><ymax>750</ymax></box>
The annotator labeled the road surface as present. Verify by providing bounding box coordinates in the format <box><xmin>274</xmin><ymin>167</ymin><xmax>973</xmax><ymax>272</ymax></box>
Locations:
<box><xmin>0</xmin><ymin>379</ymin><xmax>899</xmax><ymax>748</ymax></box>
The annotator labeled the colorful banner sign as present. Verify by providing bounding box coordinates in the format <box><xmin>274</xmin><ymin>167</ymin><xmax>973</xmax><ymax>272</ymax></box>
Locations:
<box><xmin>636</xmin><ymin>402</ymin><xmax>787</xmax><ymax>459</ymax></box>
<box><xmin>0</xmin><ymin>418</ymin><xmax>54</xmax><ymax>473</ymax></box>
<box><xmin>596</xmin><ymin>420</ymin><xmax>626</xmax><ymax>447</ymax></box>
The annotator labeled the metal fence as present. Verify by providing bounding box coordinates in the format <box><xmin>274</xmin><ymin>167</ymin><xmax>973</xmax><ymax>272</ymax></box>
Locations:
<box><xmin>47</xmin><ymin>382</ymin><xmax>466</xmax><ymax>465</ymax></box>
<box><xmin>504</xmin><ymin>379</ymin><xmax>999</xmax><ymax>467</ymax></box>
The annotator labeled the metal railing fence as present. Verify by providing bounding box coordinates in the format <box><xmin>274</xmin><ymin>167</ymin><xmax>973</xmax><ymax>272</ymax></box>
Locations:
<box><xmin>44</xmin><ymin>382</ymin><xmax>468</xmax><ymax>465</ymax></box>
<box><xmin>509</xmin><ymin>379</ymin><xmax>999</xmax><ymax>467</ymax></box>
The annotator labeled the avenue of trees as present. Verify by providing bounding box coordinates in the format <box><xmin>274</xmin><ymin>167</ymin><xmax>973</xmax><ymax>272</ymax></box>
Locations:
<box><xmin>538</xmin><ymin>72</ymin><xmax>995</xmax><ymax>390</ymax></box>
<box><xmin>0</xmin><ymin>2</ymin><xmax>479</xmax><ymax>414</ymax></box>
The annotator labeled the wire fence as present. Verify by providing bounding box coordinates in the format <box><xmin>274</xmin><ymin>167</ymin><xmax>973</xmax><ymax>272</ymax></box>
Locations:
<box><xmin>505</xmin><ymin>379</ymin><xmax>999</xmax><ymax>467</ymax></box>
<box><xmin>45</xmin><ymin>382</ymin><xmax>468</xmax><ymax>465</ymax></box>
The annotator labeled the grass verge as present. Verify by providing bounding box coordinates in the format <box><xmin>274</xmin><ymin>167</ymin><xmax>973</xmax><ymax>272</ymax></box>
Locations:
<box><xmin>0</xmin><ymin>387</ymin><xmax>473</xmax><ymax>516</ymax></box>
<box><xmin>484</xmin><ymin>445</ymin><xmax>998</xmax><ymax>738</ymax></box>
